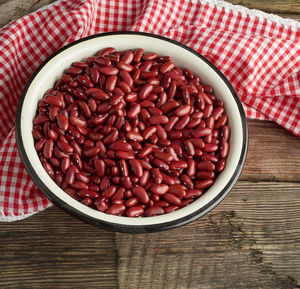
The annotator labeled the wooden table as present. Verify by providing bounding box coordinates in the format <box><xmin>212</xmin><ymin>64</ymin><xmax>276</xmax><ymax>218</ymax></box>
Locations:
<box><xmin>0</xmin><ymin>1</ymin><xmax>299</xmax><ymax>288</ymax></box>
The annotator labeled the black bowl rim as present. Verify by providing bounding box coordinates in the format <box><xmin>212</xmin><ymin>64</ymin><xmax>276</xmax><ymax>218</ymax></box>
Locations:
<box><xmin>16</xmin><ymin>31</ymin><xmax>248</xmax><ymax>233</ymax></box>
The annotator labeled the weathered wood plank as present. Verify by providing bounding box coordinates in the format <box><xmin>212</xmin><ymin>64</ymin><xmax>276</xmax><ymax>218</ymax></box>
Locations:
<box><xmin>116</xmin><ymin>181</ymin><xmax>300</xmax><ymax>289</ymax></box>
<box><xmin>241</xmin><ymin>120</ymin><xmax>300</xmax><ymax>182</ymax></box>
<box><xmin>0</xmin><ymin>207</ymin><xmax>118</xmax><ymax>289</ymax></box>
<box><xmin>0</xmin><ymin>0</ymin><xmax>299</xmax><ymax>29</ymax></box>
<box><xmin>0</xmin><ymin>0</ymin><xmax>57</xmax><ymax>28</ymax></box>
<box><xmin>227</xmin><ymin>0</ymin><xmax>300</xmax><ymax>14</ymax></box>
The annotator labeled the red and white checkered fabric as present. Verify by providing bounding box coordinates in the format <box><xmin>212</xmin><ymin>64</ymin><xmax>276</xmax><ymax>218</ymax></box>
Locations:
<box><xmin>0</xmin><ymin>0</ymin><xmax>299</xmax><ymax>221</ymax></box>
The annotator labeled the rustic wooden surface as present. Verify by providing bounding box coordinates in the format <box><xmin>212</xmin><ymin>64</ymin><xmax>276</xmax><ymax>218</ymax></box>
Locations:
<box><xmin>0</xmin><ymin>1</ymin><xmax>299</xmax><ymax>288</ymax></box>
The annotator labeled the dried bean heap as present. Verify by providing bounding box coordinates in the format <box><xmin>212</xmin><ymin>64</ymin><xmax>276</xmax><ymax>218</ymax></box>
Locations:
<box><xmin>33</xmin><ymin>47</ymin><xmax>230</xmax><ymax>217</ymax></box>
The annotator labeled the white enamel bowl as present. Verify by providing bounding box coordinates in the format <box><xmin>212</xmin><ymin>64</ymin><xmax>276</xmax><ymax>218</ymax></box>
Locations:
<box><xmin>16</xmin><ymin>32</ymin><xmax>248</xmax><ymax>233</ymax></box>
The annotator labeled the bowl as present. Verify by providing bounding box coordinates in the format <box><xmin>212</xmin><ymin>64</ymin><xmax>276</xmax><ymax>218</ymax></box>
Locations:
<box><xmin>16</xmin><ymin>32</ymin><xmax>248</xmax><ymax>233</ymax></box>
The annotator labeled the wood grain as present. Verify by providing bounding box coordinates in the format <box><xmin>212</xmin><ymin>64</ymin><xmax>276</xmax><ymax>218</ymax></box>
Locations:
<box><xmin>0</xmin><ymin>208</ymin><xmax>118</xmax><ymax>289</ymax></box>
<box><xmin>241</xmin><ymin>120</ymin><xmax>300</xmax><ymax>182</ymax></box>
<box><xmin>116</xmin><ymin>181</ymin><xmax>300</xmax><ymax>289</ymax></box>
<box><xmin>228</xmin><ymin>0</ymin><xmax>300</xmax><ymax>14</ymax></box>
<box><xmin>0</xmin><ymin>0</ymin><xmax>57</xmax><ymax>28</ymax></box>
<box><xmin>0</xmin><ymin>1</ymin><xmax>299</xmax><ymax>289</ymax></box>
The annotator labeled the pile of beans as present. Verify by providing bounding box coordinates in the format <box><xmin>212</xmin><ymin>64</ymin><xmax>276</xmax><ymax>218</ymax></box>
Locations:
<box><xmin>32</xmin><ymin>47</ymin><xmax>230</xmax><ymax>217</ymax></box>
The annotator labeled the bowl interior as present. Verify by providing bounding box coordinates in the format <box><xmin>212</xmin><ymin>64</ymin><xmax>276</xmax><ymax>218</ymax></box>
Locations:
<box><xmin>18</xmin><ymin>33</ymin><xmax>246</xmax><ymax>227</ymax></box>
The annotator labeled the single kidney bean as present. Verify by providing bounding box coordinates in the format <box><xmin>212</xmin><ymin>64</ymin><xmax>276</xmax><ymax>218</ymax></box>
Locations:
<box><xmin>132</xmin><ymin>185</ymin><xmax>149</xmax><ymax>204</ymax></box>
<box><xmin>164</xmin><ymin>205</ymin><xmax>179</xmax><ymax>213</ymax></box>
<box><xmin>216</xmin><ymin>159</ymin><xmax>226</xmax><ymax>173</ymax></box>
<box><xmin>151</xmin><ymin>184</ymin><xmax>169</xmax><ymax>195</ymax></box>
<box><xmin>106</xmin><ymin>204</ymin><xmax>126</xmax><ymax>216</ymax></box>
<box><xmin>129</xmin><ymin>159</ymin><xmax>143</xmax><ymax>178</ymax></box>
<box><xmin>195</xmin><ymin>179</ymin><xmax>214</xmax><ymax>190</ymax></box>
<box><xmin>214</xmin><ymin>114</ymin><xmax>228</xmax><ymax>129</ymax></box>
<box><xmin>151</xmin><ymin>168</ymin><xmax>163</xmax><ymax>184</ymax></box>
<box><xmin>77</xmin><ymin>189</ymin><xmax>99</xmax><ymax>199</ymax></box>
<box><xmin>220</xmin><ymin>125</ymin><xmax>230</xmax><ymax>142</ymax></box>
<box><xmin>43</xmin><ymin>161</ymin><xmax>55</xmax><ymax>179</ymax></box>
<box><xmin>181</xmin><ymin>174</ymin><xmax>194</xmax><ymax>189</ymax></box>
<box><xmin>196</xmin><ymin>171</ymin><xmax>215</xmax><ymax>180</ymax></box>
<box><xmin>163</xmin><ymin>193</ymin><xmax>182</xmax><ymax>206</ymax></box>
<box><xmin>139</xmin><ymin>170</ymin><xmax>150</xmax><ymax>186</ymax></box>
<box><xmin>220</xmin><ymin>141</ymin><xmax>229</xmax><ymax>158</ymax></box>
<box><xmin>144</xmin><ymin>206</ymin><xmax>164</xmax><ymax>217</ymax></box>
<box><xmin>168</xmin><ymin>184</ymin><xmax>187</xmax><ymax>198</ymax></box>
<box><xmin>126</xmin><ymin>205</ymin><xmax>144</xmax><ymax>217</ymax></box>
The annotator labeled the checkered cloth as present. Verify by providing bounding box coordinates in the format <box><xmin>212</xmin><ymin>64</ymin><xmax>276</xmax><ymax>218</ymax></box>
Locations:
<box><xmin>0</xmin><ymin>0</ymin><xmax>299</xmax><ymax>221</ymax></box>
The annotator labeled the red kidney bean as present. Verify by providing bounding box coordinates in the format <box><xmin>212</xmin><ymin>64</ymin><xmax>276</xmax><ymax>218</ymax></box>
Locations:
<box><xmin>115</xmin><ymin>151</ymin><xmax>134</xmax><ymax>160</ymax></box>
<box><xmin>83</xmin><ymin>147</ymin><xmax>99</xmax><ymax>157</ymax></box>
<box><xmin>180</xmin><ymin>174</ymin><xmax>193</xmax><ymax>189</ymax></box>
<box><xmin>106</xmin><ymin>204</ymin><xmax>126</xmax><ymax>216</ymax></box>
<box><xmin>126</xmin><ymin>131</ymin><xmax>143</xmax><ymax>142</ymax></box>
<box><xmin>152</xmin><ymin>158</ymin><xmax>169</xmax><ymax>171</ymax></box>
<box><xmin>151</xmin><ymin>184</ymin><xmax>169</xmax><ymax>195</ymax></box>
<box><xmin>56</xmin><ymin>114</ymin><xmax>69</xmax><ymax>131</ymax></box>
<box><xmin>139</xmin><ymin>84</ymin><xmax>153</xmax><ymax>100</ymax></box>
<box><xmin>192</xmin><ymin>127</ymin><xmax>212</xmax><ymax>138</ymax></box>
<box><xmin>43</xmin><ymin>139</ymin><xmax>54</xmax><ymax>159</ymax></box>
<box><xmin>216</xmin><ymin>159</ymin><xmax>226</xmax><ymax>172</ymax></box>
<box><xmin>168</xmin><ymin>131</ymin><xmax>182</xmax><ymax>140</ymax></box>
<box><xmin>168</xmin><ymin>184</ymin><xmax>187</xmax><ymax>198</ymax></box>
<box><xmin>76</xmin><ymin>172</ymin><xmax>90</xmax><ymax>183</ymax></box>
<box><xmin>133</xmin><ymin>48</ymin><xmax>144</xmax><ymax>63</ymax></box>
<box><xmin>201</xmin><ymin>154</ymin><xmax>218</xmax><ymax>163</ymax></box>
<box><xmin>220</xmin><ymin>125</ymin><xmax>230</xmax><ymax>142</ymax></box>
<box><xmin>151</xmin><ymin>168</ymin><xmax>163</xmax><ymax>184</ymax></box>
<box><xmin>203</xmin><ymin>143</ymin><xmax>218</xmax><ymax>152</ymax></box>
<box><xmin>144</xmin><ymin>206</ymin><xmax>164</xmax><ymax>217</ymax></box>
<box><xmin>137</xmin><ymin>146</ymin><xmax>153</xmax><ymax>158</ymax></box>
<box><xmin>164</xmin><ymin>116</ymin><xmax>178</xmax><ymax>132</ymax></box>
<box><xmin>105</xmin><ymin>75</ymin><xmax>117</xmax><ymax>91</ymax></box>
<box><xmin>103</xmin><ymin>129</ymin><xmax>118</xmax><ymax>144</ymax></box>
<box><xmin>95</xmin><ymin>198</ymin><xmax>108</xmax><ymax>212</ymax></box>
<box><xmin>142</xmin><ymin>52</ymin><xmax>158</xmax><ymax>61</ymax></box>
<box><xmin>102</xmin><ymin>185</ymin><xmax>117</xmax><ymax>198</ymax></box>
<box><xmin>196</xmin><ymin>171</ymin><xmax>215</xmax><ymax>180</ymax></box>
<box><xmin>129</xmin><ymin>159</ymin><xmax>143</xmax><ymax>178</ymax></box>
<box><xmin>132</xmin><ymin>185</ymin><xmax>149</xmax><ymax>204</ymax></box>
<box><xmin>174</xmin><ymin>115</ymin><xmax>190</xmax><ymax>130</ymax></box>
<box><xmin>197</xmin><ymin>161</ymin><xmax>215</xmax><ymax>171</ymax></box>
<box><xmin>139</xmin><ymin>159</ymin><xmax>152</xmax><ymax>170</ymax></box>
<box><xmin>77</xmin><ymin>189</ymin><xmax>99</xmax><ymax>199</ymax></box>
<box><xmin>195</xmin><ymin>179</ymin><xmax>214</xmax><ymax>189</ymax></box>
<box><xmin>43</xmin><ymin>94</ymin><xmax>64</xmax><ymax>107</ymax></box>
<box><xmin>127</xmin><ymin>103</ymin><xmax>141</xmax><ymax>118</ymax></box>
<box><xmin>126</xmin><ymin>205</ymin><xmax>144</xmax><ymax>217</ymax></box>
<box><xmin>220</xmin><ymin>141</ymin><xmax>229</xmax><ymax>158</ymax></box>
<box><xmin>57</xmin><ymin>140</ymin><xmax>73</xmax><ymax>154</ymax></box>
<box><xmin>50</xmin><ymin>157</ymin><xmax>60</xmax><ymax>168</ymax></box>
<box><xmin>212</xmin><ymin>106</ymin><xmax>224</xmax><ymax>120</ymax></box>
<box><xmin>139</xmin><ymin>170</ymin><xmax>150</xmax><ymax>186</ymax></box>
<box><xmin>185</xmin><ymin>189</ymin><xmax>203</xmax><ymax>199</ymax></box>
<box><xmin>153</xmin><ymin>151</ymin><xmax>173</xmax><ymax>163</ymax></box>
<box><xmin>153</xmin><ymin>201</ymin><xmax>169</xmax><ymax>208</ymax></box>
<box><xmin>214</xmin><ymin>114</ymin><xmax>228</xmax><ymax>129</ymax></box>
<box><xmin>94</xmin><ymin>159</ymin><xmax>106</xmax><ymax>177</ymax></box>
<box><xmin>170</xmin><ymin>160</ymin><xmax>188</xmax><ymax>170</ymax></box>
<box><xmin>160</xmin><ymin>61</ymin><xmax>175</xmax><ymax>74</ymax></box>
<box><xmin>163</xmin><ymin>193</ymin><xmax>181</xmax><ymax>206</ymax></box>
<box><xmin>61</xmin><ymin>157</ymin><xmax>70</xmax><ymax>173</ymax></box>
<box><xmin>98</xmin><ymin>47</ymin><xmax>115</xmax><ymax>57</ymax></box>
<box><xmin>65</xmin><ymin>166</ymin><xmax>76</xmax><ymax>185</ymax></box>
<box><xmin>164</xmin><ymin>205</ymin><xmax>179</xmax><ymax>213</ymax></box>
